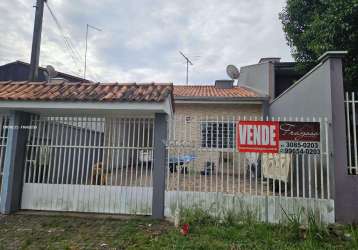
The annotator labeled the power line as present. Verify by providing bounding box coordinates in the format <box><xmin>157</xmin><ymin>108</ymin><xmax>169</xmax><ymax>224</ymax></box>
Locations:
<box><xmin>45</xmin><ymin>2</ymin><xmax>83</xmax><ymax>73</ymax></box>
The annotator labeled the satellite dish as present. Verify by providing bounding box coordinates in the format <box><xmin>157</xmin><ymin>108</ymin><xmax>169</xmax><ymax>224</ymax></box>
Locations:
<box><xmin>226</xmin><ymin>65</ymin><xmax>240</xmax><ymax>80</ymax></box>
<box><xmin>46</xmin><ymin>65</ymin><xmax>58</xmax><ymax>80</ymax></box>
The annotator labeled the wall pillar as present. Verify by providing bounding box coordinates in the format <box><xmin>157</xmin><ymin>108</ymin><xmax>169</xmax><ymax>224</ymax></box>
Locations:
<box><xmin>322</xmin><ymin>52</ymin><xmax>358</xmax><ymax>223</ymax></box>
<box><xmin>0</xmin><ymin>111</ymin><xmax>31</xmax><ymax>214</ymax></box>
<box><xmin>151</xmin><ymin>113</ymin><xmax>168</xmax><ymax>219</ymax></box>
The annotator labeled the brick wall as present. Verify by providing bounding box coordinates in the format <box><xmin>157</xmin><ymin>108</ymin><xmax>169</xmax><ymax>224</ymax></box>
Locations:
<box><xmin>170</xmin><ymin>103</ymin><xmax>263</xmax><ymax>175</ymax></box>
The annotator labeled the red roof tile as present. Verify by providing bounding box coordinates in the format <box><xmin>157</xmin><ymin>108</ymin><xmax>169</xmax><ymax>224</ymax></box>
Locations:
<box><xmin>173</xmin><ymin>85</ymin><xmax>263</xmax><ymax>99</ymax></box>
<box><xmin>0</xmin><ymin>81</ymin><xmax>173</xmax><ymax>103</ymax></box>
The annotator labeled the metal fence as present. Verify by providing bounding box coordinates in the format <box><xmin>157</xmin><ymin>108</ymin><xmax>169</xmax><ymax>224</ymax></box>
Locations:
<box><xmin>345</xmin><ymin>92</ymin><xmax>358</xmax><ymax>175</ymax></box>
<box><xmin>0</xmin><ymin>115</ymin><xmax>9</xmax><ymax>205</ymax></box>
<box><xmin>165</xmin><ymin>115</ymin><xmax>334</xmax><ymax>223</ymax></box>
<box><xmin>21</xmin><ymin>115</ymin><xmax>155</xmax><ymax>215</ymax></box>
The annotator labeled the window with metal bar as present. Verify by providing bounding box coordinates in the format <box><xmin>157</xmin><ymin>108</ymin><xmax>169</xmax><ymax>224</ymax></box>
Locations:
<box><xmin>201</xmin><ymin>122</ymin><xmax>235</xmax><ymax>148</ymax></box>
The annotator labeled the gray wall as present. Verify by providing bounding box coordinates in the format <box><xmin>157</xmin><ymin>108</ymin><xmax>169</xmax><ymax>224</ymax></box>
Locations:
<box><xmin>269</xmin><ymin>60</ymin><xmax>331</xmax><ymax>119</ymax></box>
<box><xmin>238</xmin><ymin>62</ymin><xmax>274</xmax><ymax>99</ymax></box>
<box><xmin>269</xmin><ymin>53</ymin><xmax>358</xmax><ymax>223</ymax></box>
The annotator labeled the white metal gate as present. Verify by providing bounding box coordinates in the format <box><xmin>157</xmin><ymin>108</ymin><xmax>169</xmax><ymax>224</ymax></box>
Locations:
<box><xmin>345</xmin><ymin>92</ymin><xmax>358</xmax><ymax>175</ymax></box>
<box><xmin>21</xmin><ymin>115</ymin><xmax>154</xmax><ymax>215</ymax></box>
<box><xmin>165</xmin><ymin>115</ymin><xmax>334</xmax><ymax>223</ymax></box>
<box><xmin>0</xmin><ymin>115</ymin><xmax>9</xmax><ymax>207</ymax></box>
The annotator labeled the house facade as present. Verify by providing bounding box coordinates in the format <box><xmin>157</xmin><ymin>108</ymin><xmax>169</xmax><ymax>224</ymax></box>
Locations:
<box><xmin>171</xmin><ymin>80</ymin><xmax>268</xmax><ymax>176</ymax></box>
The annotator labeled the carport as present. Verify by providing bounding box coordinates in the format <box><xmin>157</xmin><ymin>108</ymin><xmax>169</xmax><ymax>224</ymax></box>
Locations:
<box><xmin>0</xmin><ymin>81</ymin><xmax>172</xmax><ymax>218</ymax></box>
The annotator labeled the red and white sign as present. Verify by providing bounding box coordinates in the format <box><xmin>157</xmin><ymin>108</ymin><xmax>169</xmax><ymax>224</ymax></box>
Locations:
<box><xmin>237</xmin><ymin>121</ymin><xmax>279</xmax><ymax>153</ymax></box>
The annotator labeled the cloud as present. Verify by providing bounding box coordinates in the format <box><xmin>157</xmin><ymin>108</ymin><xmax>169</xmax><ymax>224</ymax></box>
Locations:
<box><xmin>0</xmin><ymin>0</ymin><xmax>292</xmax><ymax>84</ymax></box>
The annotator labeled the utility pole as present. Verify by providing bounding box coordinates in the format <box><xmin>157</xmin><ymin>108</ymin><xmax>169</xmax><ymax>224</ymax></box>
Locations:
<box><xmin>29</xmin><ymin>0</ymin><xmax>47</xmax><ymax>81</ymax></box>
<box><xmin>179</xmin><ymin>51</ymin><xmax>193</xmax><ymax>85</ymax></box>
<box><xmin>84</xmin><ymin>24</ymin><xmax>102</xmax><ymax>79</ymax></box>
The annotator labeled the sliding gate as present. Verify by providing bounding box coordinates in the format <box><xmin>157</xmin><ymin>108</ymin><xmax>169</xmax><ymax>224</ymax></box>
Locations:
<box><xmin>21</xmin><ymin>115</ymin><xmax>154</xmax><ymax>215</ymax></box>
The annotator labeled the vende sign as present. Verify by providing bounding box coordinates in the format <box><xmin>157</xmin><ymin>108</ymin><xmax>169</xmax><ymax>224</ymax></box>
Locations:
<box><xmin>237</xmin><ymin>121</ymin><xmax>321</xmax><ymax>154</ymax></box>
<box><xmin>237</xmin><ymin>121</ymin><xmax>279</xmax><ymax>153</ymax></box>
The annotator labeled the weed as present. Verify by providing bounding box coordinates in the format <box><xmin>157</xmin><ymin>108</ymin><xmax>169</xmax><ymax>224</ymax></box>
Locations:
<box><xmin>281</xmin><ymin>206</ymin><xmax>303</xmax><ymax>240</ymax></box>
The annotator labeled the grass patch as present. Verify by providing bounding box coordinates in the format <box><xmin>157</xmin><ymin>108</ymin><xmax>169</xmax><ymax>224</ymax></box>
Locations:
<box><xmin>0</xmin><ymin>213</ymin><xmax>357</xmax><ymax>249</ymax></box>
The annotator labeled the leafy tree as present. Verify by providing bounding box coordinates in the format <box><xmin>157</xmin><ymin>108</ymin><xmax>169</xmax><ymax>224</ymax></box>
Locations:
<box><xmin>279</xmin><ymin>0</ymin><xmax>358</xmax><ymax>90</ymax></box>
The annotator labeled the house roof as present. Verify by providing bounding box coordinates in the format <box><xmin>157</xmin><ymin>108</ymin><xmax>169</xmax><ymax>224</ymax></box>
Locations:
<box><xmin>0</xmin><ymin>81</ymin><xmax>173</xmax><ymax>103</ymax></box>
<box><xmin>173</xmin><ymin>85</ymin><xmax>266</xmax><ymax>101</ymax></box>
<box><xmin>0</xmin><ymin>61</ymin><xmax>89</xmax><ymax>82</ymax></box>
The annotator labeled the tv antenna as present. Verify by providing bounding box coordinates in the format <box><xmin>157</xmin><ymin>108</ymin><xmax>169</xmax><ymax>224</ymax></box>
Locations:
<box><xmin>84</xmin><ymin>24</ymin><xmax>102</xmax><ymax>79</ymax></box>
<box><xmin>179</xmin><ymin>51</ymin><xmax>193</xmax><ymax>85</ymax></box>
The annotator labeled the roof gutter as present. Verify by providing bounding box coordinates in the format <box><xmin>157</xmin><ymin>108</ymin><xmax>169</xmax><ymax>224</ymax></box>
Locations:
<box><xmin>174</xmin><ymin>96</ymin><xmax>269</xmax><ymax>103</ymax></box>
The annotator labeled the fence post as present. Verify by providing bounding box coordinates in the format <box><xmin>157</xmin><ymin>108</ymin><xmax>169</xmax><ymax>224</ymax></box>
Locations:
<box><xmin>152</xmin><ymin>113</ymin><xmax>167</xmax><ymax>219</ymax></box>
<box><xmin>0</xmin><ymin>111</ymin><xmax>31</xmax><ymax>214</ymax></box>
<box><xmin>321</xmin><ymin>52</ymin><xmax>358</xmax><ymax>223</ymax></box>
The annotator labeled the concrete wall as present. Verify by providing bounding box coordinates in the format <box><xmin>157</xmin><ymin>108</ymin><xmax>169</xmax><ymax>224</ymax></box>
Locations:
<box><xmin>238</xmin><ymin>62</ymin><xmax>274</xmax><ymax>99</ymax></box>
<box><xmin>269</xmin><ymin>61</ymin><xmax>331</xmax><ymax>119</ymax></box>
<box><xmin>268</xmin><ymin>52</ymin><xmax>357</xmax><ymax>223</ymax></box>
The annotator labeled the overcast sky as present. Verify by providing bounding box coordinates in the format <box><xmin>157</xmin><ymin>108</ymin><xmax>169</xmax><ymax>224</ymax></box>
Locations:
<box><xmin>0</xmin><ymin>0</ymin><xmax>293</xmax><ymax>84</ymax></box>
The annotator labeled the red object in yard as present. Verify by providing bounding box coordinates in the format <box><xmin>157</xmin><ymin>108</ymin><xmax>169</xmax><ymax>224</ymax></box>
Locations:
<box><xmin>181</xmin><ymin>224</ymin><xmax>189</xmax><ymax>236</ymax></box>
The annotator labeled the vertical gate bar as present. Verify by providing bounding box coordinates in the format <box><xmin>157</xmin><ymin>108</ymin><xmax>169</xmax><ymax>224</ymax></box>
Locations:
<box><xmin>47</xmin><ymin>118</ymin><xmax>55</xmax><ymax>186</ymax></box>
<box><xmin>346</xmin><ymin>93</ymin><xmax>352</xmax><ymax>173</ymax></box>
<box><xmin>300</xmin><ymin>117</ymin><xmax>305</xmax><ymax>198</ymax></box>
<box><xmin>114</xmin><ymin>118</ymin><xmax>121</xmax><ymax>212</ymax></box>
<box><xmin>123</xmin><ymin>118</ymin><xmax>130</xmax><ymax>212</ymax></box>
<box><xmin>130</xmin><ymin>118</ymin><xmax>136</xmax><ymax>210</ymax></box>
<box><xmin>75</xmin><ymin>117</ymin><xmax>82</xmax><ymax>186</ymax></box>
<box><xmin>295</xmin><ymin>117</ymin><xmax>299</xmax><ymax>197</ymax></box>
<box><xmin>307</xmin><ymin>117</ymin><xmax>312</xmax><ymax>199</ymax></box>
<box><xmin>81</xmin><ymin>117</ymin><xmax>87</xmax><ymax>186</ymax></box>
<box><xmin>90</xmin><ymin>118</ymin><xmax>96</xmax><ymax>185</ymax></box>
<box><xmin>325</xmin><ymin>118</ymin><xmax>330</xmax><ymax>199</ymax></box>
<box><xmin>238</xmin><ymin>116</ymin><xmax>241</xmax><ymax>195</ymax></box>
<box><xmin>146</xmin><ymin>118</ymin><xmax>151</xmax><ymax>212</ymax></box>
<box><xmin>209</xmin><ymin>117</ymin><xmax>213</xmax><ymax>193</ymax></box>
<box><xmin>288</xmin><ymin>116</ymin><xmax>293</xmax><ymax>198</ymax></box>
<box><xmin>283</xmin><ymin>116</ymin><xmax>287</xmax><ymax>197</ymax></box>
<box><xmin>232</xmin><ymin>116</ymin><xmax>236</xmax><ymax>195</ymax></box>
<box><xmin>226</xmin><ymin>116</ymin><xmax>230</xmax><ymax>195</ymax></box>
<box><xmin>260</xmin><ymin>116</ymin><xmax>264</xmax><ymax>196</ymax></box>
<box><xmin>66</xmin><ymin>117</ymin><xmax>74</xmax><ymax>185</ymax></box>
<box><xmin>352</xmin><ymin>93</ymin><xmax>357</xmax><ymax>171</ymax></box>
<box><xmin>116</xmin><ymin>118</ymin><xmax>121</xmax><ymax>187</ymax></box>
<box><xmin>33</xmin><ymin>117</ymin><xmax>42</xmax><ymax>184</ymax></box>
<box><xmin>243</xmin><ymin>116</ymin><xmax>246</xmax><ymax>195</ymax></box>
<box><xmin>44</xmin><ymin>116</ymin><xmax>53</xmax><ymax>209</ymax></box>
<box><xmin>318</xmin><ymin>117</ymin><xmax>324</xmax><ymax>199</ymax></box>
<box><xmin>120</xmin><ymin>118</ymin><xmax>125</xmax><ymax>187</ymax></box>
<box><xmin>104</xmin><ymin>117</ymin><xmax>112</xmax><ymax>213</ymax></box>
<box><xmin>39</xmin><ymin>118</ymin><xmax>46</xmax><ymax>184</ymax></box>
<box><xmin>22</xmin><ymin>115</ymin><xmax>33</xmax><ymax>184</ymax></box>
<box><xmin>254</xmin><ymin>116</ymin><xmax>258</xmax><ymax>196</ymax></box>
<box><xmin>277</xmin><ymin>116</ymin><xmax>281</xmax><ymax>198</ymax></box>
<box><xmin>109</xmin><ymin>118</ymin><xmax>116</xmax><ymax>213</ymax></box>
<box><xmin>221</xmin><ymin>116</ymin><xmax>224</xmax><ymax>194</ymax></box>
<box><xmin>98</xmin><ymin>117</ymin><xmax>104</xmax><ymax>211</ymax></box>
<box><xmin>135</xmin><ymin>118</ymin><xmax>141</xmax><ymax>213</ymax></box>
<box><xmin>28</xmin><ymin>115</ymin><xmax>39</xmax><ymax>183</ymax></box>
<box><xmin>312</xmin><ymin>117</ymin><xmax>318</xmax><ymax>199</ymax></box>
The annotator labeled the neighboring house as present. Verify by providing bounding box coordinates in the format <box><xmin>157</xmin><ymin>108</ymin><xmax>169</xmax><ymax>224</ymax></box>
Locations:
<box><xmin>0</xmin><ymin>61</ymin><xmax>88</xmax><ymax>82</ymax></box>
